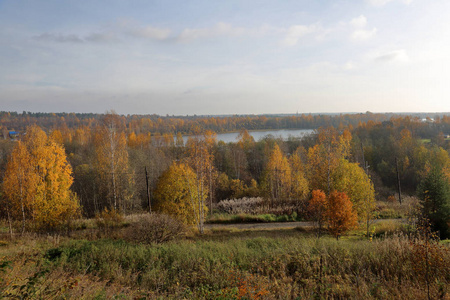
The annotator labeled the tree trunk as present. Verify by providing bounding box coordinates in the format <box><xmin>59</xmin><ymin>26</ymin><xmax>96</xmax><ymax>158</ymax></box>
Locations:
<box><xmin>145</xmin><ymin>166</ymin><xmax>151</xmax><ymax>213</ymax></box>
<box><xmin>395</xmin><ymin>157</ymin><xmax>402</xmax><ymax>204</ymax></box>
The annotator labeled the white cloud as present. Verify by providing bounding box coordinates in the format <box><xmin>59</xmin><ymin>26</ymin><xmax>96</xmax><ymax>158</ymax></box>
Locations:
<box><xmin>178</xmin><ymin>22</ymin><xmax>247</xmax><ymax>41</ymax></box>
<box><xmin>126</xmin><ymin>26</ymin><xmax>171</xmax><ymax>40</ymax></box>
<box><xmin>366</xmin><ymin>0</ymin><xmax>412</xmax><ymax>6</ymax></box>
<box><xmin>34</xmin><ymin>33</ymin><xmax>84</xmax><ymax>43</ymax></box>
<box><xmin>34</xmin><ymin>32</ymin><xmax>117</xmax><ymax>43</ymax></box>
<box><xmin>85</xmin><ymin>32</ymin><xmax>117</xmax><ymax>43</ymax></box>
<box><xmin>282</xmin><ymin>24</ymin><xmax>319</xmax><ymax>46</ymax></box>
<box><xmin>343</xmin><ymin>62</ymin><xmax>356</xmax><ymax>70</ymax></box>
<box><xmin>349</xmin><ymin>15</ymin><xmax>376</xmax><ymax>41</ymax></box>
<box><xmin>351</xmin><ymin>28</ymin><xmax>377</xmax><ymax>41</ymax></box>
<box><xmin>350</xmin><ymin>15</ymin><xmax>367</xmax><ymax>28</ymax></box>
<box><xmin>374</xmin><ymin>49</ymin><xmax>410</xmax><ymax>63</ymax></box>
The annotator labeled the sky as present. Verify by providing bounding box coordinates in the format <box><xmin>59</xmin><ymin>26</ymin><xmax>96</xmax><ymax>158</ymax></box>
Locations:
<box><xmin>1</xmin><ymin>0</ymin><xmax>450</xmax><ymax>115</ymax></box>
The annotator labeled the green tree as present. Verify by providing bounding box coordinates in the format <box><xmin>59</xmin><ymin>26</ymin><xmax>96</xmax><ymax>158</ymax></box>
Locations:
<box><xmin>417</xmin><ymin>167</ymin><xmax>450</xmax><ymax>239</ymax></box>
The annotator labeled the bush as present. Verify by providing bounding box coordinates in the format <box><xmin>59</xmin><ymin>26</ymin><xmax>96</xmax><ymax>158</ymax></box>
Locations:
<box><xmin>124</xmin><ymin>213</ymin><xmax>186</xmax><ymax>244</ymax></box>
<box><xmin>372</xmin><ymin>220</ymin><xmax>409</xmax><ymax>238</ymax></box>
<box><xmin>95</xmin><ymin>208</ymin><xmax>124</xmax><ymax>230</ymax></box>
<box><xmin>216</xmin><ymin>197</ymin><xmax>265</xmax><ymax>214</ymax></box>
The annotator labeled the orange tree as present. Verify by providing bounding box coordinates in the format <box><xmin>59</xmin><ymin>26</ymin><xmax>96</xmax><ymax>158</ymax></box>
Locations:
<box><xmin>325</xmin><ymin>190</ymin><xmax>358</xmax><ymax>240</ymax></box>
<box><xmin>2</xmin><ymin>125</ymin><xmax>79</xmax><ymax>232</ymax></box>
<box><xmin>308</xmin><ymin>189</ymin><xmax>327</xmax><ymax>237</ymax></box>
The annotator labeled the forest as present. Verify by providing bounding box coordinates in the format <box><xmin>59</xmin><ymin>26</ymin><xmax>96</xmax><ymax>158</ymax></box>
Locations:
<box><xmin>0</xmin><ymin>111</ymin><xmax>449</xmax><ymax>299</ymax></box>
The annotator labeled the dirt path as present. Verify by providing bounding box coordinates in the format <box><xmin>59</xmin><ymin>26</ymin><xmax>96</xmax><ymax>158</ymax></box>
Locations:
<box><xmin>205</xmin><ymin>219</ymin><xmax>404</xmax><ymax>230</ymax></box>
<box><xmin>205</xmin><ymin>221</ymin><xmax>312</xmax><ymax>230</ymax></box>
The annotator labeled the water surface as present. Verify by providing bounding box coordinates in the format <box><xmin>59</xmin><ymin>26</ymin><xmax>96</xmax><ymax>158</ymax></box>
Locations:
<box><xmin>214</xmin><ymin>129</ymin><xmax>314</xmax><ymax>143</ymax></box>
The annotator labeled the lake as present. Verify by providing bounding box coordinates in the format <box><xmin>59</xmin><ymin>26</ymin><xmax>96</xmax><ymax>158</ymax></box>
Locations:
<box><xmin>213</xmin><ymin>129</ymin><xmax>314</xmax><ymax>143</ymax></box>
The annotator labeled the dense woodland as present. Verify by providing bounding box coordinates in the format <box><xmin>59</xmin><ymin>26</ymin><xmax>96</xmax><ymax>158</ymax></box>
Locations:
<box><xmin>1</xmin><ymin>111</ymin><xmax>450</xmax><ymax>298</ymax></box>
<box><xmin>1</xmin><ymin>111</ymin><xmax>450</xmax><ymax>238</ymax></box>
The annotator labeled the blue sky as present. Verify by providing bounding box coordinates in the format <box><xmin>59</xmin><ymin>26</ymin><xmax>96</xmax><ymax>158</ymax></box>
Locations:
<box><xmin>1</xmin><ymin>0</ymin><xmax>449</xmax><ymax>115</ymax></box>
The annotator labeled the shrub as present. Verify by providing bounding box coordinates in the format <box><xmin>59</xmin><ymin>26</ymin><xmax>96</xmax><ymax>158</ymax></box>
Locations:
<box><xmin>372</xmin><ymin>220</ymin><xmax>409</xmax><ymax>238</ymax></box>
<box><xmin>95</xmin><ymin>208</ymin><xmax>124</xmax><ymax>232</ymax></box>
<box><xmin>387</xmin><ymin>195</ymin><xmax>397</xmax><ymax>203</ymax></box>
<box><xmin>216</xmin><ymin>197</ymin><xmax>265</xmax><ymax>214</ymax></box>
<box><xmin>124</xmin><ymin>213</ymin><xmax>186</xmax><ymax>244</ymax></box>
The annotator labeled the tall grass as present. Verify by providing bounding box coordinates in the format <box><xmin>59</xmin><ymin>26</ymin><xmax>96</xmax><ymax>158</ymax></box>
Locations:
<box><xmin>1</xmin><ymin>232</ymin><xmax>448</xmax><ymax>299</ymax></box>
<box><xmin>207</xmin><ymin>212</ymin><xmax>300</xmax><ymax>224</ymax></box>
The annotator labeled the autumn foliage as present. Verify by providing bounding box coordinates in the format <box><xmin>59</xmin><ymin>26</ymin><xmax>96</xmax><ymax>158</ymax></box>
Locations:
<box><xmin>153</xmin><ymin>162</ymin><xmax>208</xmax><ymax>229</ymax></box>
<box><xmin>308</xmin><ymin>189</ymin><xmax>358</xmax><ymax>239</ymax></box>
<box><xmin>2</xmin><ymin>125</ymin><xmax>79</xmax><ymax>232</ymax></box>
<box><xmin>325</xmin><ymin>191</ymin><xmax>358</xmax><ymax>239</ymax></box>
<box><xmin>308</xmin><ymin>189</ymin><xmax>327</xmax><ymax>236</ymax></box>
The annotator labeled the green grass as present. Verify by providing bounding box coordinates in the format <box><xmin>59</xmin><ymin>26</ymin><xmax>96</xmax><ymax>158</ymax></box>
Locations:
<box><xmin>1</xmin><ymin>227</ymin><xmax>449</xmax><ymax>299</ymax></box>
<box><xmin>375</xmin><ymin>196</ymin><xmax>419</xmax><ymax>219</ymax></box>
<box><xmin>419</xmin><ymin>139</ymin><xmax>431</xmax><ymax>143</ymax></box>
<box><xmin>206</xmin><ymin>212</ymin><xmax>301</xmax><ymax>224</ymax></box>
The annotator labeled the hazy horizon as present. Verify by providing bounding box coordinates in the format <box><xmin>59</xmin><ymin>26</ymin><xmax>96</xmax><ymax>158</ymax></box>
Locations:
<box><xmin>1</xmin><ymin>0</ymin><xmax>450</xmax><ymax>115</ymax></box>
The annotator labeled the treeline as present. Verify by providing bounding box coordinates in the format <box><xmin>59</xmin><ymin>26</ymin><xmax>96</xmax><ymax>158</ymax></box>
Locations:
<box><xmin>2</xmin><ymin>110</ymin><xmax>450</xmax><ymax>136</ymax></box>
<box><xmin>0</xmin><ymin>112</ymin><xmax>449</xmax><ymax>238</ymax></box>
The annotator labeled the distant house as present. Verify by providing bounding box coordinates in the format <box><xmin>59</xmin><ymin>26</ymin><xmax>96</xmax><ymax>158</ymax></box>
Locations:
<box><xmin>9</xmin><ymin>131</ymin><xmax>19</xmax><ymax>139</ymax></box>
<box><xmin>421</xmin><ymin>118</ymin><xmax>435</xmax><ymax>123</ymax></box>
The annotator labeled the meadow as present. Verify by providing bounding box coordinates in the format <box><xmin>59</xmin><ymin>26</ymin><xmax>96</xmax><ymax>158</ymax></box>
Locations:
<box><xmin>1</xmin><ymin>215</ymin><xmax>449</xmax><ymax>299</ymax></box>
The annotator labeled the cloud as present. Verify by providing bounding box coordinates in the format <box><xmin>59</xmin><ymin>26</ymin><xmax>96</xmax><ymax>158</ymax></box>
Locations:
<box><xmin>85</xmin><ymin>33</ymin><xmax>117</xmax><ymax>43</ymax></box>
<box><xmin>282</xmin><ymin>24</ymin><xmax>319</xmax><ymax>46</ymax></box>
<box><xmin>349</xmin><ymin>15</ymin><xmax>377</xmax><ymax>41</ymax></box>
<box><xmin>374</xmin><ymin>49</ymin><xmax>410</xmax><ymax>63</ymax></box>
<box><xmin>34</xmin><ymin>33</ymin><xmax>84</xmax><ymax>43</ymax></box>
<box><xmin>366</xmin><ymin>0</ymin><xmax>412</xmax><ymax>7</ymax></box>
<box><xmin>350</xmin><ymin>15</ymin><xmax>367</xmax><ymax>28</ymax></box>
<box><xmin>351</xmin><ymin>28</ymin><xmax>377</xmax><ymax>41</ymax></box>
<box><xmin>34</xmin><ymin>32</ymin><xmax>117</xmax><ymax>43</ymax></box>
<box><xmin>125</xmin><ymin>26</ymin><xmax>171</xmax><ymax>40</ymax></box>
<box><xmin>178</xmin><ymin>22</ymin><xmax>247</xmax><ymax>41</ymax></box>
<box><xmin>343</xmin><ymin>62</ymin><xmax>356</xmax><ymax>70</ymax></box>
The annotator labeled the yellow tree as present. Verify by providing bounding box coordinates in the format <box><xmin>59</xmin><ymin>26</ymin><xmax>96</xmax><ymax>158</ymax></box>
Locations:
<box><xmin>290</xmin><ymin>147</ymin><xmax>309</xmax><ymax>200</ymax></box>
<box><xmin>153</xmin><ymin>162</ymin><xmax>207</xmax><ymax>227</ymax></box>
<box><xmin>264</xmin><ymin>144</ymin><xmax>292</xmax><ymax>207</ymax></box>
<box><xmin>185</xmin><ymin>134</ymin><xmax>213</xmax><ymax>233</ymax></box>
<box><xmin>127</xmin><ymin>132</ymin><xmax>138</xmax><ymax>148</ymax></box>
<box><xmin>332</xmin><ymin>159</ymin><xmax>376</xmax><ymax>236</ymax></box>
<box><xmin>2</xmin><ymin>125</ymin><xmax>79</xmax><ymax>232</ymax></box>
<box><xmin>237</xmin><ymin>129</ymin><xmax>255</xmax><ymax>152</ymax></box>
<box><xmin>49</xmin><ymin>129</ymin><xmax>64</xmax><ymax>145</ymax></box>
<box><xmin>2</xmin><ymin>142</ymin><xmax>38</xmax><ymax>233</ymax></box>
<box><xmin>204</xmin><ymin>130</ymin><xmax>218</xmax><ymax>215</ymax></box>
<box><xmin>31</xmin><ymin>140</ymin><xmax>79</xmax><ymax>230</ymax></box>
<box><xmin>307</xmin><ymin>127</ymin><xmax>352</xmax><ymax>193</ymax></box>
<box><xmin>95</xmin><ymin>112</ymin><xmax>132</xmax><ymax>212</ymax></box>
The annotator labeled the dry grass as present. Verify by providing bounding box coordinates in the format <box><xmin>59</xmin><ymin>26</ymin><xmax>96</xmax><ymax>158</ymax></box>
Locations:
<box><xmin>375</xmin><ymin>195</ymin><xmax>419</xmax><ymax>219</ymax></box>
<box><xmin>1</xmin><ymin>226</ymin><xmax>449</xmax><ymax>299</ymax></box>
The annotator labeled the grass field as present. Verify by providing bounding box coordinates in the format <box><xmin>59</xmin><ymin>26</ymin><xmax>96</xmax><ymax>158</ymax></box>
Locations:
<box><xmin>0</xmin><ymin>217</ymin><xmax>449</xmax><ymax>299</ymax></box>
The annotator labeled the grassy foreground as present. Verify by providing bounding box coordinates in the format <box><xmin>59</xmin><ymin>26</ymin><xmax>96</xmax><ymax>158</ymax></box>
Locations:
<box><xmin>1</xmin><ymin>226</ymin><xmax>449</xmax><ymax>299</ymax></box>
